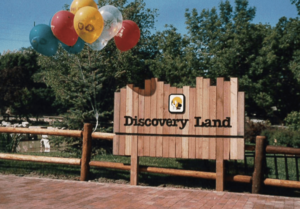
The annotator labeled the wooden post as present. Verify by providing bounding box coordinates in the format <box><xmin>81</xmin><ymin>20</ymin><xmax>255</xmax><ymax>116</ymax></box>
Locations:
<box><xmin>216</xmin><ymin>78</ymin><xmax>224</xmax><ymax>191</ymax></box>
<box><xmin>130</xmin><ymin>87</ymin><xmax>139</xmax><ymax>185</ymax></box>
<box><xmin>130</xmin><ymin>141</ymin><xmax>139</xmax><ymax>185</ymax></box>
<box><xmin>252</xmin><ymin>135</ymin><xmax>266</xmax><ymax>193</ymax></box>
<box><xmin>80</xmin><ymin>123</ymin><xmax>92</xmax><ymax>181</ymax></box>
<box><xmin>216</xmin><ymin>158</ymin><xmax>224</xmax><ymax>191</ymax></box>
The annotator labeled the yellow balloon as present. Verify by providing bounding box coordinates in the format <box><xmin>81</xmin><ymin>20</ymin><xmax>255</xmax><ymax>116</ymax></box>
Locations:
<box><xmin>70</xmin><ymin>0</ymin><xmax>98</xmax><ymax>14</ymax></box>
<box><xmin>74</xmin><ymin>6</ymin><xmax>104</xmax><ymax>44</ymax></box>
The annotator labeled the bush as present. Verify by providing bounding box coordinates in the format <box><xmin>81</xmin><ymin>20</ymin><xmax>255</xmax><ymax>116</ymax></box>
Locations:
<box><xmin>261</xmin><ymin>128</ymin><xmax>300</xmax><ymax>147</ymax></box>
<box><xmin>245</xmin><ymin>121</ymin><xmax>269</xmax><ymax>143</ymax></box>
<box><xmin>0</xmin><ymin>133</ymin><xmax>22</xmax><ymax>152</ymax></box>
<box><xmin>284</xmin><ymin>111</ymin><xmax>300</xmax><ymax>131</ymax></box>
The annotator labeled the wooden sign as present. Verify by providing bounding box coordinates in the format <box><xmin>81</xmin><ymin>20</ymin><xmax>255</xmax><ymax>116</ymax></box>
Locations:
<box><xmin>113</xmin><ymin>77</ymin><xmax>245</xmax><ymax>160</ymax></box>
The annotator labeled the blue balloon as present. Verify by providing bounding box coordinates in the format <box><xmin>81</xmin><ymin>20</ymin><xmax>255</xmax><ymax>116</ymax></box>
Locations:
<box><xmin>61</xmin><ymin>37</ymin><xmax>85</xmax><ymax>54</ymax></box>
<box><xmin>29</xmin><ymin>24</ymin><xmax>58</xmax><ymax>56</ymax></box>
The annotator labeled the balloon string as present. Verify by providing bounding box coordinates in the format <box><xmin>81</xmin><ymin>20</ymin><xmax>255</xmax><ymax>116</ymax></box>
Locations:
<box><xmin>92</xmin><ymin>70</ymin><xmax>99</xmax><ymax>132</ymax></box>
<box><xmin>76</xmin><ymin>56</ymin><xmax>99</xmax><ymax>132</ymax></box>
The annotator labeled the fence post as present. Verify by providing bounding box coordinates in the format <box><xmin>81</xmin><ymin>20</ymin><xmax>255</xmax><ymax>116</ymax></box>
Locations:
<box><xmin>80</xmin><ymin>123</ymin><xmax>92</xmax><ymax>181</ymax></box>
<box><xmin>252</xmin><ymin>135</ymin><xmax>266</xmax><ymax>194</ymax></box>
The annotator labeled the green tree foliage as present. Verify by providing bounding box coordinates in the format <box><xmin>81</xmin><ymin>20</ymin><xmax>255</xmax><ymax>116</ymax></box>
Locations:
<box><xmin>0</xmin><ymin>48</ymin><xmax>57</xmax><ymax>120</ymax></box>
<box><xmin>291</xmin><ymin>0</ymin><xmax>300</xmax><ymax>15</ymax></box>
<box><xmin>5</xmin><ymin>0</ymin><xmax>300</xmax><ymax>129</ymax></box>
<box><xmin>150</xmin><ymin>0</ymin><xmax>300</xmax><ymax>122</ymax></box>
<box><xmin>184</xmin><ymin>0</ymin><xmax>282</xmax><ymax>119</ymax></box>
<box><xmin>147</xmin><ymin>25</ymin><xmax>190</xmax><ymax>87</ymax></box>
<box><xmin>37</xmin><ymin>0</ymin><xmax>158</xmax><ymax>131</ymax></box>
<box><xmin>260</xmin><ymin>17</ymin><xmax>300</xmax><ymax>120</ymax></box>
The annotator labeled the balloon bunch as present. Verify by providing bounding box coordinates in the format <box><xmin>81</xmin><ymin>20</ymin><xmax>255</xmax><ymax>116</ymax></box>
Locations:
<box><xmin>29</xmin><ymin>0</ymin><xmax>140</xmax><ymax>56</ymax></box>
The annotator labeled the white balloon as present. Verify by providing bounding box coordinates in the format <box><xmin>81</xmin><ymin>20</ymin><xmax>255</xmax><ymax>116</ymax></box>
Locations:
<box><xmin>89</xmin><ymin>5</ymin><xmax>122</xmax><ymax>51</ymax></box>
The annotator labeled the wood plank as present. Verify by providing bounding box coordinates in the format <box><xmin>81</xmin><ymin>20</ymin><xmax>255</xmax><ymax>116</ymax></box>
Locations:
<box><xmin>91</xmin><ymin>132</ymin><xmax>114</xmax><ymax>140</ymax></box>
<box><xmin>156</xmin><ymin>81</ymin><xmax>164</xmax><ymax>157</ymax></box>
<box><xmin>230</xmin><ymin>78</ymin><xmax>238</xmax><ymax>159</ymax></box>
<box><xmin>209</xmin><ymin>86</ymin><xmax>217</xmax><ymax>160</ymax></box>
<box><xmin>162</xmin><ymin>84</ymin><xmax>170</xmax><ymax>158</ymax></box>
<box><xmin>0</xmin><ymin>154</ymin><xmax>80</xmax><ymax>165</ymax></box>
<box><xmin>216</xmin><ymin>77</ymin><xmax>225</xmax><ymax>191</ymax></box>
<box><xmin>150</xmin><ymin>78</ymin><xmax>157</xmax><ymax>157</ymax></box>
<box><xmin>188</xmin><ymin>88</ymin><xmax>196</xmax><ymax>159</ymax></box>
<box><xmin>202</xmin><ymin>79</ymin><xmax>210</xmax><ymax>159</ymax></box>
<box><xmin>0</xmin><ymin>127</ymin><xmax>81</xmax><ymax>138</ymax></box>
<box><xmin>223</xmin><ymin>81</ymin><xmax>231</xmax><ymax>160</ymax></box>
<box><xmin>168</xmin><ymin>86</ymin><xmax>177</xmax><ymax>158</ymax></box>
<box><xmin>119</xmin><ymin>88</ymin><xmax>126</xmax><ymax>155</ymax></box>
<box><xmin>182</xmin><ymin>86</ymin><xmax>189</xmax><ymax>158</ymax></box>
<box><xmin>195</xmin><ymin>77</ymin><xmax>203</xmax><ymax>159</ymax></box>
<box><xmin>237</xmin><ymin>92</ymin><xmax>245</xmax><ymax>160</ymax></box>
<box><xmin>138</xmin><ymin>89</ymin><xmax>144</xmax><ymax>156</ymax></box>
<box><xmin>216</xmin><ymin>78</ymin><xmax>224</xmax><ymax>154</ymax></box>
<box><xmin>113</xmin><ymin>92</ymin><xmax>120</xmax><ymax>155</ymax></box>
<box><xmin>125</xmin><ymin>84</ymin><xmax>134</xmax><ymax>156</ymax></box>
<box><xmin>130</xmin><ymin>87</ymin><xmax>139</xmax><ymax>185</ymax></box>
<box><xmin>175</xmin><ymin>88</ymin><xmax>183</xmax><ymax>158</ymax></box>
<box><xmin>144</xmin><ymin>80</ymin><xmax>151</xmax><ymax>156</ymax></box>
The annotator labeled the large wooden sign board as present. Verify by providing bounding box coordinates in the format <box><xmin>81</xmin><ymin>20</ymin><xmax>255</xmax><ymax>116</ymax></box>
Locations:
<box><xmin>113</xmin><ymin>77</ymin><xmax>245</xmax><ymax>160</ymax></box>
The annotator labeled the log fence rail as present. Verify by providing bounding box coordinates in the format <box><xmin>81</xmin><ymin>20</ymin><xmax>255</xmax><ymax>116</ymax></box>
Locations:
<box><xmin>0</xmin><ymin>126</ymin><xmax>300</xmax><ymax>193</ymax></box>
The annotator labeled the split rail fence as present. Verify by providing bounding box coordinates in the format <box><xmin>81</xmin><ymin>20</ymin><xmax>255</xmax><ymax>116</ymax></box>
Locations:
<box><xmin>0</xmin><ymin>125</ymin><xmax>300</xmax><ymax>194</ymax></box>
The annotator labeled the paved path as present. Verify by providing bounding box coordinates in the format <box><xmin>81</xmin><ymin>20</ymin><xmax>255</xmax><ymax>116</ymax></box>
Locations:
<box><xmin>0</xmin><ymin>175</ymin><xmax>299</xmax><ymax>209</ymax></box>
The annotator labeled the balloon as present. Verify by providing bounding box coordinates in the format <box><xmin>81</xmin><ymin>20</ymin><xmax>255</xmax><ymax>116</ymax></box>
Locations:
<box><xmin>89</xmin><ymin>5</ymin><xmax>122</xmax><ymax>51</ymax></box>
<box><xmin>74</xmin><ymin>6</ymin><xmax>104</xmax><ymax>44</ymax></box>
<box><xmin>114</xmin><ymin>20</ymin><xmax>140</xmax><ymax>52</ymax></box>
<box><xmin>51</xmin><ymin>11</ymin><xmax>78</xmax><ymax>46</ymax></box>
<box><xmin>70</xmin><ymin>0</ymin><xmax>98</xmax><ymax>14</ymax></box>
<box><xmin>29</xmin><ymin>24</ymin><xmax>58</xmax><ymax>56</ymax></box>
<box><xmin>61</xmin><ymin>37</ymin><xmax>85</xmax><ymax>54</ymax></box>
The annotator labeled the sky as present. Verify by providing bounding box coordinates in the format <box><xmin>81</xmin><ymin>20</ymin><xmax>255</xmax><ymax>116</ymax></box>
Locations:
<box><xmin>0</xmin><ymin>0</ymin><xmax>298</xmax><ymax>54</ymax></box>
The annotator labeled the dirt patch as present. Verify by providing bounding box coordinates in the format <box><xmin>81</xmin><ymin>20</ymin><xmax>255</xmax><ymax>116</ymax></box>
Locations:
<box><xmin>8</xmin><ymin>172</ymin><xmax>201</xmax><ymax>190</ymax></box>
<box><xmin>14</xmin><ymin>172</ymin><xmax>81</xmax><ymax>181</ymax></box>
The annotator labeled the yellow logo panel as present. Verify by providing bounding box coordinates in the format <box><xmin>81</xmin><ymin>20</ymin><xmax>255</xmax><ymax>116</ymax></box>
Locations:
<box><xmin>169</xmin><ymin>94</ymin><xmax>185</xmax><ymax>113</ymax></box>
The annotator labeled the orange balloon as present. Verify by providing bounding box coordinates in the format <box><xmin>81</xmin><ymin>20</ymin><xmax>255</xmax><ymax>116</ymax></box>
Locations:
<box><xmin>74</xmin><ymin>6</ymin><xmax>104</xmax><ymax>44</ymax></box>
<box><xmin>70</xmin><ymin>0</ymin><xmax>98</xmax><ymax>14</ymax></box>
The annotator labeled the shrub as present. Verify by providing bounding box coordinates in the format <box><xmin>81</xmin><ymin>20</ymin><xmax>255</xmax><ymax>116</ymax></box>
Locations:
<box><xmin>261</xmin><ymin>128</ymin><xmax>300</xmax><ymax>147</ymax></box>
<box><xmin>284</xmin><ymin>111</ymin><xmax>300</xmax><ymax>131</ymax></box>
<box><xmin>245</xmin><ymin>121</ymin><xmax>269</xmax><ymax>143</ymax></box>
<box><xmin>0</xmin><ymin>133</ymin><xmax>22</xmax><ymax>152</ymax></box>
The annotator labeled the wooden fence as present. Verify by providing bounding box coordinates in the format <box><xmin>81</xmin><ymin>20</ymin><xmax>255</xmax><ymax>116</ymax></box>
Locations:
<box><xmin>0</xmin><ymin>125</ymin><xmax>300</xmax><ymax>193</ymax></box>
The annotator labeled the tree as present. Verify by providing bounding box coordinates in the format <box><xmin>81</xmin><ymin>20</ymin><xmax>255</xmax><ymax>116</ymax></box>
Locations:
<box><xmin>291</xmin><ymin>0</ymin><xmax>300</xmax><ymax>15</ymax></box>
<box><xmin>148</xmin><ymin>0</ymin><xmax>300</xmax><ymax>122</ymax></box>
<box><xmin>36</xmin><ymin>0</ymin><xmax>300</xmax><ymax>128</ymax></box>
<box><xmin>37</xmin><ymin>0</ymin><xmax>159</xmax><ymax>131</ymax></box>
<box><xmin>181</xmin><ymin>0</ymin><xmax>300</xmax><ymax>121</ymax></box>
<box><xmin>0</xmin><ymin>48</ymin><xmax>57</xmax><ymax>120</ymax></box>
<box><xmin>147</xmin><ymin>25</ymin><xmax>197</xmax><ymax>87</ymax></box>
<box><xmin>256</xmin><ymin>17</ymin><xmax>300</xmax><ymax>121</ymax></box>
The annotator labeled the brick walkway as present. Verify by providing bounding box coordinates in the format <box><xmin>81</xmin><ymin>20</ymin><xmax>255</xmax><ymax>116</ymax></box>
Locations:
<box><xmin>0</xmin><ymin>175</ymin><xmax>299</xmax><ymax>209</ymax></box>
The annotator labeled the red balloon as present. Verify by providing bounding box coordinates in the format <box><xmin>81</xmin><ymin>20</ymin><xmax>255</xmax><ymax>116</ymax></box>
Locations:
<box><xmin>114</xmin><ymin>20</ymin><xmax>140</xmax><ymax>52</ymax></box>
<box><xmin>51</xmin><ymin>11</ymin><xmax>78</xmax><ymax>46</ymax></box>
